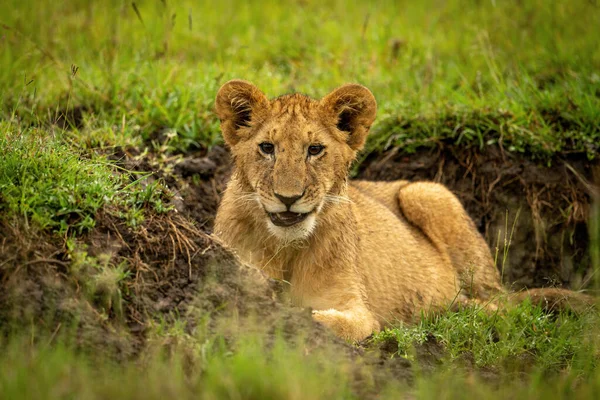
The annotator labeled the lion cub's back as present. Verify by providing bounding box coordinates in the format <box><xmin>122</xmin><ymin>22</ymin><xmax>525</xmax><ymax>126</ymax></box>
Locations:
<box><xmin>347</xmin><ymin>182</ymin><xmax>459</xmax><ymax>323</ymax></box>
<box><xmin>350</xmin><ymin>180</ymin><xmax>409</xmax><ymax>217</ymax></box>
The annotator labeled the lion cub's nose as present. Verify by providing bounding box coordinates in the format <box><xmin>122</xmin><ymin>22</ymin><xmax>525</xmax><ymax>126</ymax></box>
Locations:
<box><xmin>275</xmin><ymin>192</ymin><xmax>304</xmax><ymax>209</ymax></box>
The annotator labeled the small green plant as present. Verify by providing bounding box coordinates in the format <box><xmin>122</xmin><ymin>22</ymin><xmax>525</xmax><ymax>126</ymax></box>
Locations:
<box><xmin>67</xmin><ymin>241</ymin><xmax>130</xmax><ymax>320</ymax></box>
<box><xmin>120</xmin><ymin>178</ymin><xmax>174</xmax><ymax>228</ymax></box>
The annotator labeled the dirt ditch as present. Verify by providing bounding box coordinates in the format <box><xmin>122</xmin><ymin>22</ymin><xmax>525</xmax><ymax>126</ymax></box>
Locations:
<box><xmin>163</xmin><ymin>141</ymin><xmax>598</xmax><ymax>291</ymax></box>
<box><xmin>1</xmin><ymin>140</ymin><xmax>598</xmax><ymax>395</ymax></box>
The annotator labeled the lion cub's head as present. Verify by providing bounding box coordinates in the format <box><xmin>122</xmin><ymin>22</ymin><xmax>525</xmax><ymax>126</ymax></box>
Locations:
<box><xmin>215</xmin><ymin>80</ymin><xmax>377</xmax><ymax>241</ymax></box>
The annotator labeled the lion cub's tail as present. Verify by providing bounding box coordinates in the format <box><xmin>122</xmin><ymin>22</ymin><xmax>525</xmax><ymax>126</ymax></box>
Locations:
<box><xmin>507</xmin><ymin>287</ymin><xmax>596</xmax><ymax>314</ymax></box>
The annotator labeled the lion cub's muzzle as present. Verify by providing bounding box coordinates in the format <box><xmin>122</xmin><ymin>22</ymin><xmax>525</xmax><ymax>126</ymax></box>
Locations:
<box><xmin>268</xmin><ymin>211</ymin><xmax>311</xmax><ymax>227</ymax></box>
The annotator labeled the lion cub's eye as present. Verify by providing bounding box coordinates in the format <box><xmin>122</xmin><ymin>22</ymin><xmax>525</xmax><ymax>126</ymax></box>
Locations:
<box><xmin>259</xmin><ymin>142</ymin><xmax>275</xmax><ymax>155</ymax></box>
<box><xmin>308</xmin><ymin>145</ymin><xmax>324</xmax><ymax>156</ymax></box>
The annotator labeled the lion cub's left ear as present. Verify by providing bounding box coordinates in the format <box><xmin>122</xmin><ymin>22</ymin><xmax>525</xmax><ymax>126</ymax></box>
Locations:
<box><xmin>320</xmin><ymin>84</ymin><xmax>377</xmax><ymax>151</ymax></box>
<box><xmin>215</xmin><ymin>80</ymin><xmax>270</xmax><ymax>146</ymax></box>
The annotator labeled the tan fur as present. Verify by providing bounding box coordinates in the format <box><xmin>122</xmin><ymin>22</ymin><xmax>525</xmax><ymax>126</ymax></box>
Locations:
<box><xmin>213</xmin><ymin>80</ymin><xmax>594</xmax><ymax>341</ymax></box>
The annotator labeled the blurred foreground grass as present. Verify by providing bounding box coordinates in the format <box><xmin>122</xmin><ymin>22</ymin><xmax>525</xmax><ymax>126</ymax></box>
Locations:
<box><xmin>2</xmin><ymin>300</ymin><xmax>600</xmax><ymax>400</ymax></box>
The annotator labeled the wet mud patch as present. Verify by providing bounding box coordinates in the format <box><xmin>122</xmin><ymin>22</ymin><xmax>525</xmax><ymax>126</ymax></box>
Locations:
<box><xmin>358</xmin><ymin>144</ymin><xmax>598</xmax><ymax>290</ymax></box>
<box><xmin>172</xmin><ymin>145</ymin><xmax>232</xmax><ymax>229</ymax></box>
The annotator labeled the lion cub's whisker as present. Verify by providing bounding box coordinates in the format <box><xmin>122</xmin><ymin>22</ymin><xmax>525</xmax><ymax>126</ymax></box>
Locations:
<box><xmin>323</xmin><ymin>194</ymin><xmax>353</xmax><ymax>205</ymax></box>
<box><xmin>230</xmin><ymin>193</ymin><xmax>260</xmax><ymax>206</ymax></box>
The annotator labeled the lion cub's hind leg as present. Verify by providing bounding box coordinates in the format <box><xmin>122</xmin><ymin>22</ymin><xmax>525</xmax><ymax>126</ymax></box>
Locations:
<box><xmin>397</xmin><ymin>182</ymin><xmax>504</xmax><ymax>300</ymax></box>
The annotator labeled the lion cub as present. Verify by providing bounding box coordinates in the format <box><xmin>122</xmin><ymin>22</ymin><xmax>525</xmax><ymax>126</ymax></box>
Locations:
<box><xmin>212</xmin><ymin>80</ymin><xmax>514</xmax><ymax>340</ymax></box>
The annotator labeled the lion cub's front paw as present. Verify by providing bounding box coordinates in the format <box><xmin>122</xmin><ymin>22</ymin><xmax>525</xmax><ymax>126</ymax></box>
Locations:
<box><xmin>312</xmin><ymin>309</ymin><xmax>377</xmax><ymax>341</ymax></box>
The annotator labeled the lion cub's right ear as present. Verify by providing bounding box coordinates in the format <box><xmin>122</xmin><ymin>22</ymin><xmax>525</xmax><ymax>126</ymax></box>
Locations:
<box><xmin>214</xmin><ymin>80</ymin><xmax>270</xmax><ymax>146</ymax></box>
<box><xmin>320</xmin><ymin>84</ymin><xmax>377</xmax><ymax>151</ymax></box>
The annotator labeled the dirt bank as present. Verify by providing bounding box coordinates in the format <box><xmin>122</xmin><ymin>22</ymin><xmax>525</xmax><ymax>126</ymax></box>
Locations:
<box><xmin>168</xmin><ymin>142</ymin><xmax>598</xmax><ymax>291</ymax></box>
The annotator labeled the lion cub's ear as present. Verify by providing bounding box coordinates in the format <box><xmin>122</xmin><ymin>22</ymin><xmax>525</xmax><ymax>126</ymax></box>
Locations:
<box><xmin>215</xmin><ymin>80</ymin><xmax>270</xmax><ymax>146</ymax></box>
<box><xmin>320</xmin><ymin>84</ymin><xmax>377</xmax><ymax>151</ymax></box>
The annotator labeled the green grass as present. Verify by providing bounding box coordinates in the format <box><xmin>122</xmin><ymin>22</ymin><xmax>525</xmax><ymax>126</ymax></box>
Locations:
<box><xmin>1</xmin><ymin>0</ymin><xmax>598</xmax><ymax>157</ymax></box>
<box><xmin>1</xmin><ymin>0</ymin><xmax>600</xmax><ymax>398</ymax></box>
<box><xmin>372</xmin><ymin>301</ymin><xmax>599</xmax><ymax>372</ymax></box>
<box><xmin>0</xmin><ymin>124</ymin><xmax>121</xmax><ymax>234</ymax></box>
<box><xmin>0</xmin><ymin>123</ymin><xmax>172</xmax><ymax>235</ymax></box>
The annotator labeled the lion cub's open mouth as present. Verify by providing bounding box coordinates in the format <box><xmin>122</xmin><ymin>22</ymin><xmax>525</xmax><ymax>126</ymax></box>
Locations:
<box><xmin>268</xmin><ymin>211</ymin><xmax>310</xmax><ymax>227</ymax></box>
